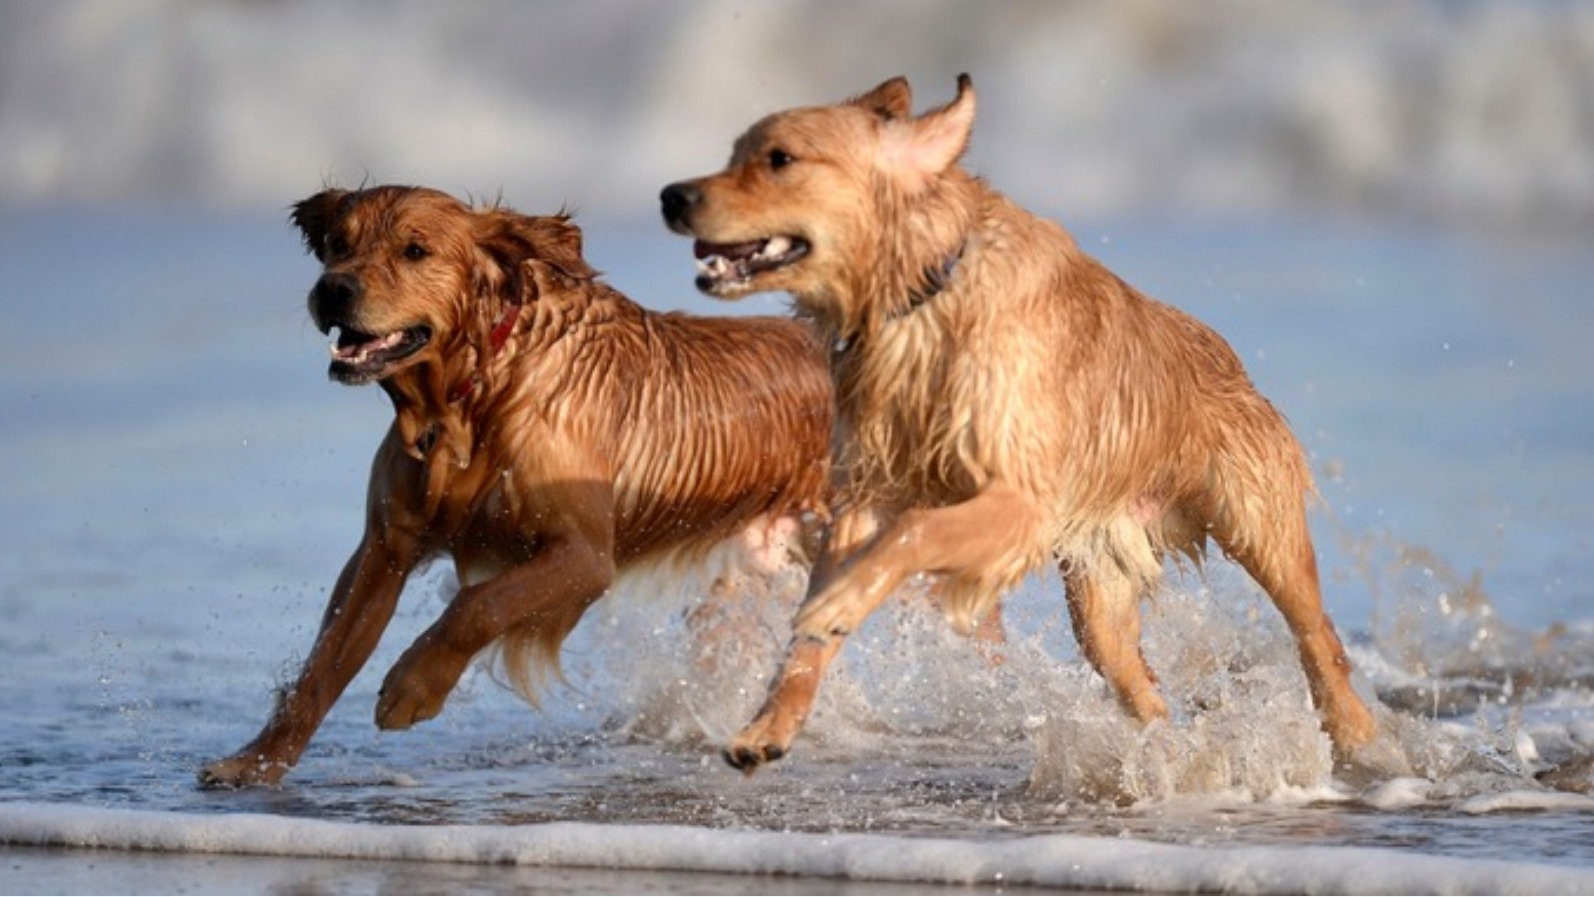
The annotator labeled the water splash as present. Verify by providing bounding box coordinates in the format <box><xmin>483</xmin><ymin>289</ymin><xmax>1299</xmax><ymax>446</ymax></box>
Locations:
<box><xmin>1025</xmin><ymin>581</ymin><xmax>1344</xmax><ymax>803</ymax></box>
<box><xmin>424</xmin><ymin>523</ymin><xmax>1594</xmax><ymax>812</ymax></box>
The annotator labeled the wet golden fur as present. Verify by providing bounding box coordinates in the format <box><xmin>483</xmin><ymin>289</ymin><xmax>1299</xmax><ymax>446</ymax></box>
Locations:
<box><xmin>201</xmin><ymin>185</ymin><xmax>830</xmax><ymax>787</ymax></box>
<box><xmin>662</xmin><ymin>75</ymin><xmax>1377</xmax><ymax>770</ymax></box>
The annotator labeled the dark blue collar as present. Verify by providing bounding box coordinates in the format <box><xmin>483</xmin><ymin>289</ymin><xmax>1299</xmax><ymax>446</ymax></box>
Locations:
<box><xmin>903</xmin><ymin>239</ymin><xmax>966</xmax><ymax>312</ymax></box>
<box><xmin>833</xmin><ymin>239</ymin><xmax>967</xmax><ymax>358</ymax></box>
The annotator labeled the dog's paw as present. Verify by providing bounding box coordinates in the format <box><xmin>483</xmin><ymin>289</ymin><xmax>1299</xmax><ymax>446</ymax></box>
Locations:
<box><xmin>375</xmin><ymin>649</ymin><xmax>462</xmax><ymax>730</ymax></box>
<box><xmin>197</xmin><ymin>753</ymin><xmax>289</xmax><ymax>789</ymax></box>
<box><xmin>1335</xmin><ymin>731</ymin><xmax>1415</xmax><ymax>785</ymax></box>
<box><xmin>375</xmin><ymin>673</ymin><xmax>446</xmax><ymax>730</ymax></box>
<box><xmin>723</xmin><ymin>741</ymin><xmax>785</xmax><ymax>772</ymax></box>
<box><xmin>723</xmin><ymin>713</ymin><xmax>797</xmax><ymax>773</ymax></box>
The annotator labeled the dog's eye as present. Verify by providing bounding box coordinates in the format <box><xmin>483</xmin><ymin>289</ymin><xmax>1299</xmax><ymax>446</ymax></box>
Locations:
<box><xmin>325</xmin><ymin>234</ymin><xmax>349</xmax><ymax>257</ymax></box>
<box><xmin>403</xmin><ymin>242</ymin><xmax>430</xmax><ymax>261</ymax></box>
<box><xmin>768</xmin><ymin>148</ymin><xmax>795</xmax><ymax>171</ymax></box>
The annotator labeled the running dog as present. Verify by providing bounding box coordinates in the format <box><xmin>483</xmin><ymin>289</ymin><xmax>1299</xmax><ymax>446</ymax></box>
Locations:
<box><xmin>660</xmin><ymin>75</ymin><xmax>1378</xmax><ymax>771</ymax></box>
<box><xmin>200</xmin><ymin>185</ymin><xmax>831</xmax><ymax>787</ymax></box>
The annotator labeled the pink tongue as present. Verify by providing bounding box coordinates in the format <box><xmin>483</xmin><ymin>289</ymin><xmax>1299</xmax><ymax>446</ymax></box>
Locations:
<box><xmin>693</xmin><ymin>238</ymin><xmax>763</xmax><ymax>260</ymax></box>
<box><xmin>333</xmin><ymin>330</ymin><xmax>401</xmax><ymax>361</ymax></box>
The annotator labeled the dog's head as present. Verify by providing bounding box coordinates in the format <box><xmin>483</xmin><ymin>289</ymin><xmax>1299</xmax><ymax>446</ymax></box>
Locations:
<box><xmin>292</xmin><ymin>185</ymin><xmax>592</xmax><ymax>386</ymax></box>
<box><xmin>660</xmin><ymin>75</ymin><xmax>977</xmax><ymax>320</ymax></box>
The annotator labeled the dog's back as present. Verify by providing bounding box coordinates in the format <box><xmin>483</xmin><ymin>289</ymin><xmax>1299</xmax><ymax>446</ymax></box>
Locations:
<box><xmin>522</xmin><ymin>289</ymin><xmax>832</xmax><ymax>565</ymax></box>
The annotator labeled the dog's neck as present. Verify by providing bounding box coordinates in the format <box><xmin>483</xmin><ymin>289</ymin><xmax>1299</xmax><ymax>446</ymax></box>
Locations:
<box><xmin>901</xmin><ymin>239</ymin><xmax>966</xmax><ymax>315</ymax></box>
<box><xmin>382</xmin><ymin>364</ymin><xmax>469</xmax><ymax>465</ymax></box>
<box><xmin>377</xmin><ymin>300</ymin><xmax>525</xmax><ymax>469</ymax></box>
<box><xmin>830</xmin><ymin>236</ymin><xmax>968</xmax><ymax>358</ymax></box>
<box><xmin>822</xmin><ymin>173</ymin><xmax>983</xmax><ymax>356</ymax></box>
<box><xmin>446</xmin><ymin>301</ymin><xmax>524</xmax><ymax>404</ymax></box>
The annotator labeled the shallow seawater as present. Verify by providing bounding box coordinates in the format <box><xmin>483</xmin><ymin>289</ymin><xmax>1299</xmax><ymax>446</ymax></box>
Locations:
<box><xmin>0</xmin><ymin>206</ymin><xmax>1591</xmax><ymax>885</ymax></box>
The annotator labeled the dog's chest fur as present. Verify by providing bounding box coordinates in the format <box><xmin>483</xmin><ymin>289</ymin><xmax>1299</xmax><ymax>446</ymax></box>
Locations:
<box><xmin>831</xmin><ymin>290</ymin><xmax>1035</xmax><ymax>512</ymax></box>
<box><xmin>827</xmin><ymin>206</ymin><xmax>1070</xmax><ymax>513</ymax></box>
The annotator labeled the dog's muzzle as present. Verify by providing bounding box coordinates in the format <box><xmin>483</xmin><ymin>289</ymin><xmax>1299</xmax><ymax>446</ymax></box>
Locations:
<box><xmin>306</xmin><ymin>272</ymin><xmax>431</xmax><ymax>385</ymax></box>
<box><xmin>660</xmin><ymin>181</ymin><xmax>703</xmax><ymax>235</ymax></box>
<box><xmin>309</xmin><ymin>272</ymin><xmax>362</xmax><ymax>333</ymax></box>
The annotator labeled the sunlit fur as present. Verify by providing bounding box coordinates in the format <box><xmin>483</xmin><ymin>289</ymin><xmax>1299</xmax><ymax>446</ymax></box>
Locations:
<box><xmin>200</xmin><ymin>185</ymin><xmax>830</xmax><ymax>787</ymax></box>
<box><xmin>666</xmin><ymin>75</ymin><xmax>1377</xmax><ymax>771</ymax></box>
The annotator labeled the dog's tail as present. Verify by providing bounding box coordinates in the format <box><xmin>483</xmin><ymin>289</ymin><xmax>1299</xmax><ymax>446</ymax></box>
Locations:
<box><xmin>484</xmin><ymin>514</ymin><xmax>817</xmax><ymax>709</ymax></box>
<box><xmin>486</xmin><ymin>611</ymin><xmax>586</xmax><ymax>709</ymax></box>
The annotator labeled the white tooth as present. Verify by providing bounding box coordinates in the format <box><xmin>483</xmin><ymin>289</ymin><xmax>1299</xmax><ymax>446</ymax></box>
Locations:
<box><xmin>697</xmin><ymin>255</ymin><xmax>732</xmax><ymax>277</ymax></box>
<box><xmin>764</xmin><ymin>236</ymin><xmax>789</xmax><ymax>256</ymax></box>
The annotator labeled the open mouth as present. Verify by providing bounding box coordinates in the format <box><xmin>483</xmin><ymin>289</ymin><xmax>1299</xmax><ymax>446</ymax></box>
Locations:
<box><xmin>326</xmin><ymin>325</ymin><xmax>431</xmax><ymax>384</ymax></box>
<box><xmin>693</xmin><ymin>235</ymin><xmax>810</xmax><ymax>293</ymax></box>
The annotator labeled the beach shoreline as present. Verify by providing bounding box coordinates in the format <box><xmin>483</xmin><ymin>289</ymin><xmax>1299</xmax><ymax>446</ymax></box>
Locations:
<box><xmin>1</xmin><ymin>843</ymin><xmax>1075</xmax><ymax>896</ymax></box>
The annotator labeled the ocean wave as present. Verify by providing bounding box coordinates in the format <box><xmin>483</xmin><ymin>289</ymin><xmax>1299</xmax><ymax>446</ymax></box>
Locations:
<box><xmin>1</xmin><ymin>1</ymin><xmax>1591</xmax><ymax>230</ymax></box>
<box><xmin>3</xmin><ymin>802</ymin><xmax>1590</xmax><ymax>894</ymax></box>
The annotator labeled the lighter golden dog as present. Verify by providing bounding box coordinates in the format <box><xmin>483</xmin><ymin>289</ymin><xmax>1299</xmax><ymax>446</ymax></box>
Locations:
<box><xmin>199</xmin><ymin>185</ymin><xmax>831</xmax><ymax>787</ymax></box>
<box><xmin>661</xmin><ymin>75</ymin><xmax>1378</xmax><ymax>771</ymax></box>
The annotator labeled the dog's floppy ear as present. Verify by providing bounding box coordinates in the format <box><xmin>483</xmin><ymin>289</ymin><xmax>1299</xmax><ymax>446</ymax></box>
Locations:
<box><xmin>849</xmin><ymin>75</ymin><xmax>913</xmax><ymax>121</ymax></box>
<box><xmin>518</xmin><ymin>213</ymin><xmax>594</xmax><ymax>285</ymax></box>
<box><xmin>290</xmin><ymin>189</ymin><xmax>351</xmax><ymax>261</ymax></box>
<box><xmin>878</xmin><ymin>73</ymin><xmax>976</xmax><ymax>194</ymax></box>
<box><xmin>474</xmin><ymin>209</ymin><xmax>596</xmax><ymax>306</ymax></box>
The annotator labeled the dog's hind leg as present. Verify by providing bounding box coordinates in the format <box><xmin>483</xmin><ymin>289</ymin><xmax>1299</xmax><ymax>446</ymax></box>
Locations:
<box><xmin>726</xmin><ymin>481</ymin><xmax>1045</xmax><ymax>771</ymax></box>
<box><xmin>1062</xmin><ymin>560</ymin><xmax>1169</xmax><ymax>724</ymax></box>
<box><xmin>1205</xmin><ymin>450</ymin><xmax>1377</xmax><ymax>755</ymax></box>
<box><xmin>1225</xmin><ymin>520</ymin><xmax>1375</xmax><ymax>754</ymax></box>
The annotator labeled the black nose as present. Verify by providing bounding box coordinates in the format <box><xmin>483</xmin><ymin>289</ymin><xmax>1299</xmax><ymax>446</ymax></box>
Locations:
<box><xmin>309</xmin><ymin>272</ymin><xmax>362</xmax><ymax>332</ymax></box>
<box><xmin>660</xmin><ymin>181</ymin><xmax>703</xmax><ymax>233</ymax></box>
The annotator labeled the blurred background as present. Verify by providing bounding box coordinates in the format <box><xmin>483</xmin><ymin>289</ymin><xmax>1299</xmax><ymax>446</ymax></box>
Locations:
<box><xmin>1</xmin><ymin>0</ymin><xmax>1591</xmax><ymax>230</ymax></box>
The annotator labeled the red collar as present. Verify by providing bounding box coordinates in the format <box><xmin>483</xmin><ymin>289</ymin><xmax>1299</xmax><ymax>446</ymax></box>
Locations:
<box><xmin>447</xmin><ymin>303</ymin><xmax>521</xmax><ymax>404</ymax></box>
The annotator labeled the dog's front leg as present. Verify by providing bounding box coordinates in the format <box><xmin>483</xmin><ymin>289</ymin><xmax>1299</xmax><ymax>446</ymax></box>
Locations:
<box><xmin>375</xmin><ymin>489</ymin><xmax>617</xmax><ymax>730</ymax></box>
<box><xmin>793</xmin><ymin>482</ymin><xmax>1044</xmax><ymax>640</ymax></box>
<box><xmin>726</xmin><ymin>482</ymin><xmax>1044</xmax><ymax>771</ymax></box>
<box><xmin>199</xmin><ymin>532</ymin><xmax>417</xmax><ymax>788</ymax></box>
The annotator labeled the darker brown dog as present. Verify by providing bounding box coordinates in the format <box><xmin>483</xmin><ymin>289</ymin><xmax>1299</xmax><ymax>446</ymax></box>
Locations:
<box><xmin>661</xmin><ymin>75</ymin><xmax>1378</xmax><ymax>772</ymax></box>
<box><xmin>200</xmin><ymin>185</ymin><xmax>830</xmax><ymax>787</ymax></box>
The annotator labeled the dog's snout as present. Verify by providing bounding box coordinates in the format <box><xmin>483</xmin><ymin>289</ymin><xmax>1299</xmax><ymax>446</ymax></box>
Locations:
<box><xmin>309</xmin><ymin>272</ymin><xmax>362</xmax><ymax>332</ymax></box>
<box><xmin>660</xmin><ymin>181</ymin><xmax>703</xmax><ymax>234</ymax></box>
